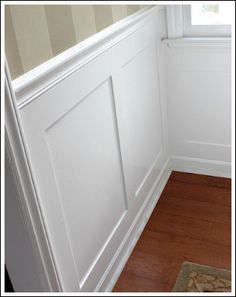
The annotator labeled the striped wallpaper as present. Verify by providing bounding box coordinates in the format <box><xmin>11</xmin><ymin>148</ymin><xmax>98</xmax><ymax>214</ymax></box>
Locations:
<box><xmin>5</xmin><ymin>5</ymin><xmax>150</xmax><ymax>80</ymax></box>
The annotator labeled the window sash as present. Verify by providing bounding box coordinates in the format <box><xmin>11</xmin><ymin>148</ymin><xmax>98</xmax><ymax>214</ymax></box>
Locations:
<box><xmin>182</xmin><ymin>5</ymin><xmax>231</xmax><ymax>37</ymax></box>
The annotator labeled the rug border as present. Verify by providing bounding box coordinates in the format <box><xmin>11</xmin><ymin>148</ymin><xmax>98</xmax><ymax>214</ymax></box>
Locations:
<box><xmin>172</xmin><ymin>261</ymin><xmax>231</xmax><ymax>292</ymax></box>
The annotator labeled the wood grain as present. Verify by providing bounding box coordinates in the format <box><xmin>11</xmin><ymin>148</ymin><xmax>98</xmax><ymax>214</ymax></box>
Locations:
<box><xmin>113</xmin><ymin>171</ymin><xmax>231</xmax><ymax>292</ymax></box>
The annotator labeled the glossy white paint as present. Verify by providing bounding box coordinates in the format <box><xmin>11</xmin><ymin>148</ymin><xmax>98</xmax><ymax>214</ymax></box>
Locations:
<box><xmin>117</xmin><ymin>44</ymin><xmax>164</xmax><ymax>201</ymax></box>
<box><xmin>44</xmin><ymin>79</ymin><xmax>127</xmax><ymax>288</ymax></box>
<box><xmin>166</xmin><ymin>5</ymin><xmax>183</xmax><ymax>38</ymax></box>
<box><xmin>165</xmin><ymin>40</ymin><xmax>231</xmax><ymax>177</ymax></box>
<box><xmin>6</xmin><ymin>6</ymin><xmax>169</xmax><ymax>292</ymax></box>
<box><xmin>5</xmin><ymin>67</ymin><xmax>61</xmax><ymax>292</ymax></box>
<box><xmin>5</xmin><ymin>5</ymin><xmax>232</xmax><ymax>293</ymax></box>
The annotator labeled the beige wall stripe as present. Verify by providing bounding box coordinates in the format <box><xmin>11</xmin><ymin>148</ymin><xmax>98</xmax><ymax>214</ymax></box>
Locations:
<box><xmin>44</xmin><ymin>5</ymin><xmax>76</xmax><ymax>56</ymax></box>
<box><xmin>5</xmin><ymin>5</ymin><xmax>149</xmax><ymax>79</ymax></box>
<box><xmin>71</xmin><ymin>5</ymin><xmax>96</xmax><ymax>43</ymax></box>
<box><xmin>9</xmin><ymin>5</ymin><xmax>53</xmax><ymax>74</ymax></box>
<box><xmin>111</xmin><ymin>5</ymin><xmax>128</xmax><ymax>23</ymax></box>
<box><xmin>5</xmin><ymin>6</ymin><xmax>24</xmax><ymax>79</ymax></box>
<box><xmin>93</xmin><ymin>5</ymin><xmax>113</xmax><ymax>32</ymax></box>
<box><xmin>127</xmin><ymin>5</ymin><xmax>140</xmax><ymax>15</ymax></box>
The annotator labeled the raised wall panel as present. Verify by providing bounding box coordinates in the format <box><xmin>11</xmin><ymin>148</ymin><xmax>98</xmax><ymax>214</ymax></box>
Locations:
<box><xmin>18</xmin><ymin>66</ymin><xmax>129</xmax><ymax>291</ymax></box>
<box><xmin>116</xmin><ymin>44</ymin><xmax>164</xmax><ymax>202</ymax></box>
<box><xmin>45</xmin><ymin>79</ymin><xmax>127</xmax><ymax>286</ymax></box>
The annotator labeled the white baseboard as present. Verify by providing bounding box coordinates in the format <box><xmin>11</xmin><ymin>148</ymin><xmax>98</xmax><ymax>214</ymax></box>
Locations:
<box><xmin>97</xmin><ymin>157</ymin><xmax>171</xmax><ymax>292</ymax></box>
<box><xmin>94</xmin><ymin>155</ymin><xmax>230</xmax><ymax>292</ymax></box>
<box><xmin>171</xmin><ymin>155</ymin><xmax>231</xmax><ymax>178</ymax></box>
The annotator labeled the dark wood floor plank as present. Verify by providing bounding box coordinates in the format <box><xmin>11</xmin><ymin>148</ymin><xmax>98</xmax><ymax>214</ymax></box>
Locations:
<box><xmin>135</xmin><ymin>230</ymin><xmax>230</xmax><ymax>268</ymax></box>
<box><xmin>155</xmin><ymin>195</ymin><xmax>231</xmax><ymax>224</ymax></box>
<box><xmin>169</xmin><ymin>171</ymin><xmax>231</xmax><ymax>189</ymax></box>
<box><xmin>209</xmin><ymin>222</ymin><xmax>231</xmax><ymax>246</ymax></box>
<box><xmin>113</xmin><ymin>171</ymin><xmax>231</xmax><ymax>292</ymax></box>
<box><xmin>116</xmin><ymin>250</ymin><xmax>182</xmax><ymax>291</ymax></box>
<box><xmin>113</xmin><ymin>272</ymin><xmax>172</xmax><ymax>292</ymax></box>
<box><xmin>163</xmin><ymin>180</ymin><xmax>231</xmax><ymax>206</ymax></box>
<box><xmin>146</xmin><ymin>210</ymin><xmax>213</xmax><ymax>241</ymax></box>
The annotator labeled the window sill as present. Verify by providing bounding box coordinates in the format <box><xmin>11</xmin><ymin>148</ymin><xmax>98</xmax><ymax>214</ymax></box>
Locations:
<box><xmin>162</xmin><ymin>37</ymin><xmax>231</xmax><ymax>49</ymax></box>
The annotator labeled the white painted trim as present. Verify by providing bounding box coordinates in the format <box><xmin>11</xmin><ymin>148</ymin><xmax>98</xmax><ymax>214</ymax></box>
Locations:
<box><xmin>135</xmin><ymin>150</ymin><xmax>162</xmax><ymax>198</ymax></box>
<box><xmin>166</xmin><ymin>4</ymin><xmax>231</xmax><ymax>38</ymax></box>
<box><xmin>171</xmin><ymin>155</ymin><xmax>231</xmax><ymax>178</ymax></box>
<box><xmin>182</xmin><ymin>5</ymin><xmax>231</xmax><ymax>37</ymax></box>
<box><xmin>5</xmin><ymin>4</ymin><xmax>231</xmax><ymax>291</ymax></box>
<box><xmin>97</xmin><ymin>157</ymin><xmax>171</xmax><ymax>292</ymax></box>
<box><xmin>163</xmin><ymin>37</ymin><xmax>231</xmax><ymax>48</ymax></box>
<box><xmin>5</xmin><ymin>64</ymin><xmax>61</xmax><ymax>291</ymax></box>
<box><xmin>186</xmin><ymin>140</ymin><xmax>231</xmax><ymax>149</ymax></box>
<box><xmin>166</xmin><ymin>5</ymin><xmax>183</xmax><ymax>38</ymax></box>
<box><xmin>12</xmin><ymin>6</ymin><xmax>161</xmax><ymax>108</ymax></box>
<box><xmin>96</xmin><ymin>154</ymin><xmax>231</xmax><ymax>291</ymax></box>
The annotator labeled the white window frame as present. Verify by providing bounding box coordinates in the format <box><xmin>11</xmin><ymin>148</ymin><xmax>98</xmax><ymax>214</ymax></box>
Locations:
<box><xmin>182</xmin><ymin>5</ymin><xmax>231</xmax><ymax>37</ymax></box>
<box><xmin>166</xmin><ymin>5</ymin><xmax>232</xmax><ymax>39</ymax></box>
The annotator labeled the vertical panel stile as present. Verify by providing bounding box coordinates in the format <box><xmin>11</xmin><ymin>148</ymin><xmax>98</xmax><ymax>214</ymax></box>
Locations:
<box><xmin>110</xmin><ymin>72</ymin><xmax>130</xmax><ymax>209</ymax></box>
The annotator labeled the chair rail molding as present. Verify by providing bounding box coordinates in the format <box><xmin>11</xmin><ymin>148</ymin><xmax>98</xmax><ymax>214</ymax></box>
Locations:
<box><xmin>11</xmin><ymin>6</ymin><xmax>163</xmax><ymax>108</ymax></box>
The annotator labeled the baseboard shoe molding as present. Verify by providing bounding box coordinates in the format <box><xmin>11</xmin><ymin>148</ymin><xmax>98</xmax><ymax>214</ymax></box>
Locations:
<box><xmin>97</xmin><ymin>155</ymin><xmax>230</xmax><ymax>291</ymax></box>
<box><xmin>170</xmin><ymin>155</ymin><xmax>231</xmax><ymax>178</ymax></box>
<box><xmin>98</xmin><ymin>157</ymin><xmax>171</xmax><ymax>292</ymax></box>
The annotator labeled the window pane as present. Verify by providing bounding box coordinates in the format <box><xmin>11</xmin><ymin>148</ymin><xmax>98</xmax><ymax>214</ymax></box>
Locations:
<box><xmin>191</xmin><ymin>4</ymin><xmax>233</xmax><ymax>25</ymax></box>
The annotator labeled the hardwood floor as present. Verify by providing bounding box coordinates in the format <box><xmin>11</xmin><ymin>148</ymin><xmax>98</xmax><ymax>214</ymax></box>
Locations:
<box><xmin>113</xmin><ymin>171</ymin><xmax>231</xmax><ymax>292</ymax></box>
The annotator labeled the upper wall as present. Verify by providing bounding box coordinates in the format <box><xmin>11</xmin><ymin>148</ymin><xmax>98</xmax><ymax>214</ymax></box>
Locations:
<box><xmin>5</xmin><ymin>5</ymin><xmax>150</xmax><ymax>79</ymax></box>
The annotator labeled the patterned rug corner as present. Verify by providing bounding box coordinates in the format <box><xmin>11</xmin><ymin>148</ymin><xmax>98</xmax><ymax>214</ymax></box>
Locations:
<box><xmin>172</xmin><ymin>261</ymin><xmax>231</xmax><ymax>292</ymax></box>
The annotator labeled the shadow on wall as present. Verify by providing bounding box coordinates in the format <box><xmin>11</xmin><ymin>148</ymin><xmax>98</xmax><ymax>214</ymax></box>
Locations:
<box><xmin>5</xmin><ymin>266</ymin><xmax>14</xmax><ymax>292</ymax></box>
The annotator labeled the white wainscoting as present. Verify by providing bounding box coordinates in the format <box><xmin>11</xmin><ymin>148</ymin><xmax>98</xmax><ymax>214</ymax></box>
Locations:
<box><xmin>164</xmin><ymin>39</ymin><xmax>231</xmax><ymax>177</ymax></box>
<box><xmin>6</xmin><ymin>6</ymin><xmax>231</xmax><ymax>293</ymax></box>
<box><xmin>8</xmin><ymin>6</ymin><xmax>169</xmax><ymax>292</ymax></box>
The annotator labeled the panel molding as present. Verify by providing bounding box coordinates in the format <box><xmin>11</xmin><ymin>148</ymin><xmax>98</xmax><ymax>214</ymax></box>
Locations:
<box><xmin>12</xmin><ymin>6</ymin><xmax>161</xmax><ymax>108</ymax></box>
<box><xmin>163</xmin><ymin>37</ymin><xmax>231</xmax><ymax>49</ymax></box>
<box><xmin>135</xmin><ymin>150</ymin><xmax>162</xmax><ymax>198</ymax></box>
<box><xmin>44</xmin><ymin>133</ymin><xmax>80</xmax><ymax>286</ymax></box>
<box><xmin>171</xmin><ymin>155</ymin><xmax>231</xmax><ymax>178</ymax></box>
<box><xmin>43</xmin><ymin>78</ymin><xmax>129</xmax><ymax>288</ymax></box>
<box><xmin>186</xmin><ymin>140</ymin><xmax>231</xmax><ymax>148</ymax></box>
<box><xmin>179</xmin><ymin>140</ymin><xmax>231</xmax><ymax>163</ymax></box>
<box><xmin>184</xmin><ymin>140</ymin><xmax>231</xmax><ymax>162</ymax></box>
<box><xmin>109</xmin><ymin>75</ymin><xmax>129</xmax><ymax>211</ymax></box>
<box><xmin>97</xmin><ymin>157</ymin><xmax>171</xmax><ymax>291</ymax></box>
<box><xmin>115</xmin><ymin>41</ymin><xmax>165</xmax><ymax>204</ymax></box>
<box><xmin>80</xmin><ymin>211</ymin><xmax>127</xmax><ymax>289</ymax></box>
<box><xmin>19</xmin><ymin>75</ymin><xmax>130</xmax><ymax>291</ymax></box>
